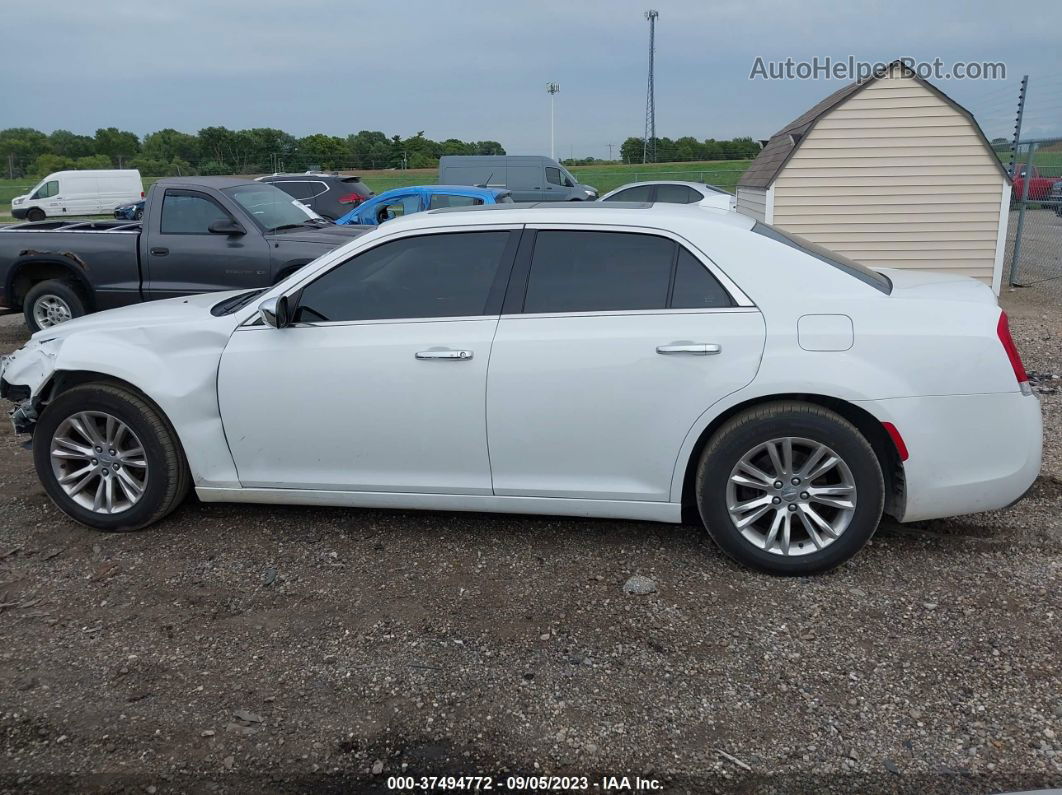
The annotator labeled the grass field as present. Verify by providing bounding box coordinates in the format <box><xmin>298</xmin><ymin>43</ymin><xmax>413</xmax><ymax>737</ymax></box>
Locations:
<box><xmin>3</xmin><ymin>150</ymin><xmax>1060</xmax><ymax>222</ymax></box>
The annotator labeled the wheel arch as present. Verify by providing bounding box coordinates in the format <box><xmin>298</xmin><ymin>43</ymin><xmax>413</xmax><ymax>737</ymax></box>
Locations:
<box><xmin>677</xmin><ymin>393</ymin><xmax>905</xmax><ymax>522</ymax></box>
<box><xmin>273</xmin><ymin>260</ymin><xmax>311</xmax><ymax>284</ymax></box>
<box><xmin>6</xmin><ymin>256</ymin><xmax>95</xmax><ymax>310</ymax></box>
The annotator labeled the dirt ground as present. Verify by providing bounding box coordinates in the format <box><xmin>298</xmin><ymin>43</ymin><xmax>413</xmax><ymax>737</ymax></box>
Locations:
<box><xmin>0</xmin><ymin>287</ymin><xmax>1059</xmax><ymax>794</ymax></box>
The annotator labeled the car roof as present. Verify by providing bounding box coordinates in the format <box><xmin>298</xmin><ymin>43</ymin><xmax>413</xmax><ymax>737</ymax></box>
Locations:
<box><xmin>388</xmin><ymin>201</ymin><xmax>755</xmax><ymax>232</ymax></box>
<box><xmin>604</xmin><ymin>180</ymin><xmax>731</xmax><ymax>192</ymax></box>
<box><xmin>373</xmin><ymin>185</ymin><xmax>510</xmax><ymax>200</ymax></box>
<box><xmin>154</xmin><ymin>176</ymin><xmax>258</xmax><ymax>190</ymax></box>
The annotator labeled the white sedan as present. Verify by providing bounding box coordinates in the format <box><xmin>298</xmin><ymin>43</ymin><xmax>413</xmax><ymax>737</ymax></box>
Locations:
<box><xmin>599</xmin><ymin>180</ymin><xmax>736</xmax><ymax>210</ymax></box>
<box><xmin>0</xmin><ymin>203</ymin><xmax>1042</xmax><ymax>575</ymax></box>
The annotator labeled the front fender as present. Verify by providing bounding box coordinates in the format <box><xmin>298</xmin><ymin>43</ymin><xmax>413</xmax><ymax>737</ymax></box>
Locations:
<box><xmin>45</xmin><ymin>328</ymin><xmax>240</xmax><ymax>488</ymax></box>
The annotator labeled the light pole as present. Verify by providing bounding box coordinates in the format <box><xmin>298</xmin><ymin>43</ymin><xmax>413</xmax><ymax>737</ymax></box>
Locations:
<box><xmin>546</xmin><ymin>82</ymin><xmax>559</xmax><ymax>159</ymax></box>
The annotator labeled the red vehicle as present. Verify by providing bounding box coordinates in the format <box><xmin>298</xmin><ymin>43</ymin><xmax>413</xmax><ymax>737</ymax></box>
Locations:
<box><xmin>1010</xmin><ymin>163</ymin><xmax>1061</xmax><ymax>202</ymax></box>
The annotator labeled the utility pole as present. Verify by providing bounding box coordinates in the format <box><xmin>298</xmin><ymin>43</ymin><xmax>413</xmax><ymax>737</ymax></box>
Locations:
<box><xmin>1007</xmin><ymin>76</ymin><xmax>1030</xmax><ymax>287</ymax></box>
<box><xmin>642</xmin><ymin>10</ymin><xmax>659</xmax><ymax>164</ymax></box>
<box><xmin>1007</xmin><ymin>75</ymin><xmax>1028</xmax><ymax>178</ymax></box>
<box><xmin>546</xmin><ymin>82</ymin><xmax>560</xmax><ymax>159</ymax></box>
<box><xmin>607</xmin><ymin>142</ymin><xmax>614</xmax><ymax>160</ymax></box>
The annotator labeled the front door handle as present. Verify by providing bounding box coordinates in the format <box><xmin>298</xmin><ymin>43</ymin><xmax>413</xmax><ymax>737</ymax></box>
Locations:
<box><xmin>150</xmin><ymin>247</ymin><xmax>169</xmax><ymax>256</ymax></box>
<box><xmin>415</xmin><ymin>349</ymin><xmax>473</xmax><ymax>361</ymax></box>
<box><xmin>656</xmin><ymin>343</ymin><xmax>722</xmax><ymax>356</ymax></box>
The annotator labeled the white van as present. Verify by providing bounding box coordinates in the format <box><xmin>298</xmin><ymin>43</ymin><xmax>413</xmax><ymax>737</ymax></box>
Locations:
<box><xmin>10</xmin><ymin>169</ymin><xmax>144</xmax><ymax>222</ymax></box>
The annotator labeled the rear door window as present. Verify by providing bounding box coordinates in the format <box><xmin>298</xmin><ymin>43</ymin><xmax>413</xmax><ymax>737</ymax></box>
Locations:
<box><xmin>523</xmin><ymin>231</ymin><xmax>674</xmax><ymax>313</ymax></box>
<box><xmin>670</xmin><ymin>248</ymin><xmax>734</xmax><ymax>308</ymax></box>
<box><xmin>603</xmin><ymin>184</ymin><xmax>652</xmax><ymax>202</ymax></box>
<box><xmin>655</xmin><ymin>184</ymin><xmax>701</xmax><ymax>204</ymax></box>
<box><xmin>428</xmin><ymin>194</ymin><xmax>485</xmax><ymax>209</ymax></box>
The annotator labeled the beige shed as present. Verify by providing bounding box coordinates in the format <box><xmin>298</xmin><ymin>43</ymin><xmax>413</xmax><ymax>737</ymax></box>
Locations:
<box><xmin>736</xmin><ymin>61</ymin><xmax>1011</xmax><ymax>292</ymax></box>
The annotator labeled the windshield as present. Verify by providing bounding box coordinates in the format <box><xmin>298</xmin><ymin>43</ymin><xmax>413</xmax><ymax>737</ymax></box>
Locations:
<box><xmin>222</xmin><ymin>183</ymin><xmax>323</xmax><ymax>231</ymax></box>
<box><xmin>751</xmin><ymin>222</ymin><xmax>892</xmax><ymax>294</ymax></box>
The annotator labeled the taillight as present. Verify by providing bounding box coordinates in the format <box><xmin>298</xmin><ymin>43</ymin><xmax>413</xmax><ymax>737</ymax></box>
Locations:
<box><xmin>997</xmin><ymin>311</ymin><xmax>1031</xmax><ymax>395</ymax></box>
<box><xmin>140</xmin><ymin>191</ymin><xmax>145</xmax><ymax>198</ymax></box>
<box><xmin>338</xmin><ymin>193</ymin><xmax>365</xmax><ymax>206</ymax></box>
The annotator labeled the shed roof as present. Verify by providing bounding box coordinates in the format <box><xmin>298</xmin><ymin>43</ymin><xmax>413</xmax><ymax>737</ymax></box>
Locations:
<box><xmin>738</xmin><ymin>61</ymin><xmax>1010</xmax><ymax>189</ymax></box>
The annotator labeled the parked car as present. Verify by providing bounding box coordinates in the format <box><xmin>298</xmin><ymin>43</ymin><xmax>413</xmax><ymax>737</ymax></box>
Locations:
<box><xmin>1050</xmin><ymin>180</ymin><xmax>1062</xmax><ymax>216</ymax></box>
<box><xmin>11</xmin><ymin>169</ymin><xmax>144</xmax><ymax>222</ymax></box>
<box><xmin>113</xmin><ymin>200</ymin><xmax>145</xmax><ymax>220</ymax></box>
<box><xmin>257</xmin><ymin>172</ymin><xmax>373</xmax><ymax>220</ymax></box>
<box><xmin>600</xmin><ymin>181</ymin><xmax>736</xmax><ymax>210</ymax></box>
<box><xmin>1008</xmin><ymin>164</ymin><xmax>1062</xmax><ymax>203</ymax></box>
<box><xmin>439</xmin><ymin>155</ymin><xmax>597</xmax><ymax>201</ymax></box>
<box><xmin>335</xmin><ymin>185</ymin><xmax>512</xmax><ymax>226</ymax></box>
<box><xmin>0</xmin><ymin>176</ymin><xmax>368</xmax><ymax>331</ymax></box>
<box><xmin>0</xmin><ymin>203</ymin><xmax>1041</xmax><ymax>576</ymax></box>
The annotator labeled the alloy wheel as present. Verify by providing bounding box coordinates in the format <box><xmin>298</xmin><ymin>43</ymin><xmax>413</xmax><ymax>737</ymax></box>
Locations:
<box><xmin>49</xmin><ymin>411</ymin><xmax>149</xmax><ymax>514</ymax></box>
<box><xmin>726</xmin><ymin>436</ymin><xmax>857</xmax><ymax>557</ymax></box>
<box><xmin>33</xmin><ymin>295</ymin><xmax>73</xmax><ymax>328</ymax></box>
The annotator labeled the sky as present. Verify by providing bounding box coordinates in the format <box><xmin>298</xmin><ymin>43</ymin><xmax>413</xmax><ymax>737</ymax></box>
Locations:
<box><xmin>2</xmin><ymin>0</ymin><xmax>1061</xmax><ymax>159</ymax></box>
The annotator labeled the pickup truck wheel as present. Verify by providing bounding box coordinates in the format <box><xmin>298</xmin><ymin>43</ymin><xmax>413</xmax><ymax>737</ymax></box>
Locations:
<box><xmin>33</xmin><ymin>384</ymin><xmax>191</xmax><ymax>532</ymax></box>
<box><xmin>24</xmin><ymin>280</ymin><xmax>86</xmax><ymax>332</ymax></box>
<box><xmin>26</xmin><ymin>207</ymin><xmax>45</xmax><ymax>222</ymax></box>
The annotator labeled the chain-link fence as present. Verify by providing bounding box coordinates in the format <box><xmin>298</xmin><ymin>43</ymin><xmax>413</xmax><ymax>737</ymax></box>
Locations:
<box><xmin>1005</xmin><ymin>140</ymin><xmax>1062</xmax><ymax>293</ymax></box>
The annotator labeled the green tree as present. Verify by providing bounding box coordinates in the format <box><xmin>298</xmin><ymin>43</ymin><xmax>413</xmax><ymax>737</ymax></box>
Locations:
<box><xmin>142</xmin><ymin>129</ymin><xmax>200</xmax><ymax>164</ymax></box>
<box><xmin>0</xmin><ymin>128</ymin><xmax>52</xmax><ymax>175</ymax></box>
<box><xmin>94</xmin><ymin>127</ymin><xmax>141</xmax><ymax>167</ymax></box>
<box><xmin>295</xmin><ymin>134</ymin><xmax>348</xmax><ymax>169</ymax></box>
<box><xmin>75</xmin><ymin>154</ymin><xmax>113</xmax><ymax>170</ymax></box>
<box><xmin>49</xmin><ymin>129</ymin><xmax>96</xmax><ymax>159</ymax></box>
<box><xmin>33</xmin><ymin>153</ymin><xmax>74</xmax><ymax>176</ymax></box>
<box><xmin>619</xmin><ymin>137</ymin><xmax>643</xmax><ymax>163</ymax></box>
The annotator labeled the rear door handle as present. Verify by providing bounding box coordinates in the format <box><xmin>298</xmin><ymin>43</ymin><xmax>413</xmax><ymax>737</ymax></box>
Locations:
<box><xmin>415</xmin><ymin>349</ymin><xmax>473</xmax><ymax>361</ymax></box>
<box><xmin>150</xmin><ymin>247</ymin><xmax>169</xmax><ymax>256</ymax></box>
<box><xmin>656</xmin><ymin>343</ymin><xmax>722</xmax><ymax>356</ymax></box>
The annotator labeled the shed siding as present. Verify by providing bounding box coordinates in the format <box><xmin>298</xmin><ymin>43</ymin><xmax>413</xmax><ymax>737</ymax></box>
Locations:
<box><xmin>736</xmin><ymin>186</ymin><xmax>767</xmax><ymax>221</ymax></box>
<box><xmin>771</xmin><ymin>74</ymin><xmax>1004</xmax><ymax>284</ymax></box>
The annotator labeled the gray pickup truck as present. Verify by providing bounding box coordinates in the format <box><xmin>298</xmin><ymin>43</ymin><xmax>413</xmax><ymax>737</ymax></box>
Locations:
<box><xmin>0</xmin><ymin>176</ymin><xmax>369</xmax><ymax>331</ymax></box>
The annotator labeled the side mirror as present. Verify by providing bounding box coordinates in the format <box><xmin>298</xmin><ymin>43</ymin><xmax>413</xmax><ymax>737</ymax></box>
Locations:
<box><xmin>258</xmin><ymin>295</ymin><xmax>291</xmax><ymax>328</ymax></box>
<box><xmin>208</xmin><ymin>219</ymin><xmax>246</xmax><ymax>235</ymax></box>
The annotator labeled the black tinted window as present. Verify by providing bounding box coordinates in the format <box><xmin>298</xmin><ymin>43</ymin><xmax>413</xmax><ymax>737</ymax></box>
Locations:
<box><xmin>605</xmin><ymin>185</ymin><xmax>652</xmax><ymax>202</ymax></box>
<box><xmin>160</xmin><ymin>192</ymin><xmax>231</xmax><ymax>234</ymax></box>
<box><xmin>271</xmin><ymin>180</ymin><xmax>309</xmax><ymax>200</ymax></box>
<box><xmin>655</xmin><ymin>184</ymin><xmax>700</xmax><ymax>204</ymax></box>
<box><xmin>670</xmin><ymin>248</ymin><xmax>733</xmax><ymax>308</ymax></box>
<box><xmin>428</xmin><ymin>194</ymin><xmax>484</xmax><ymax>209</ymax></box>
<box><xmin>524</xmin><ymin>231</ymin><xmax>674</xmax><ymax>313</ymax></box>
<box><xmin>294</xmin><ymin>231</ymin><xmax>510</xmax><ymax>323</ymax></box>
<box><xmin>751</xmin><ymin>222</ymin><xmax>892</xmax><ymax>294</ymax></box>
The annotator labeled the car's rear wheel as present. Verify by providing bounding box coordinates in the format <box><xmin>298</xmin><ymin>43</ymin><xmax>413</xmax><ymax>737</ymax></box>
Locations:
<box><xmin>33</xmin><ymin>384</ymin><xmax>190</xmax><ymax>532</ymax></box>
<box><xmin>26</xmin><ymin>207</ymin><xmax>45</xmax><ymax>222</ymax></box>
<box><xmin>24</xmin><ymin>280</ymin><xmax>86</xmax><ymax>332</ymax></box>
<box><xmin>696</xmin><ymin>401</ymin><xmax>884</xmax><ymax>575</ymax></box>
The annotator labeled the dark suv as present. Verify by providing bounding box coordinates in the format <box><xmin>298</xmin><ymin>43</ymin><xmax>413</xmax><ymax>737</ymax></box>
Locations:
<box><xmin>258</xmin><ymin>173</ymin><xmax>373</xmax><ymax>221</ymax></box>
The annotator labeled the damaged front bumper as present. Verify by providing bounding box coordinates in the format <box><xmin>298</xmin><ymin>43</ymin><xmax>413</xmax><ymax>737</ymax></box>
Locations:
<box><xmin>1</xmin><ymin>342</ymin><xmax>60</xmax><ymax>435</ymax></box>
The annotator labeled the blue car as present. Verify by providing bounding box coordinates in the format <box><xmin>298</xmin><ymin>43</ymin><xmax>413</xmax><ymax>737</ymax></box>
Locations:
<box><xmin>335</xmin><ymin>185</ymin><xmax>512</xmax><ymax>226</ymax></box>
<box><xmin>113</xmin><ymin>200</ymin><xmax>145</xmax><ymax>221</ymax></box>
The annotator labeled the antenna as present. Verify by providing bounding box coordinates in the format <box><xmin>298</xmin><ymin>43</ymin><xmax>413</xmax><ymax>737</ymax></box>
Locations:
<box><xmin>642</xmin><ymin>10</ymin><xmax>659</xmax><ymax>164</ymax></box>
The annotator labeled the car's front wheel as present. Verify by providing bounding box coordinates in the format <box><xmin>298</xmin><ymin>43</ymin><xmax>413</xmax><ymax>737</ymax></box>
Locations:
<box><xmin>696</xmin><ymin>401</ymin><xmax>884</xmax><ymax>575</ymax></box>
<box><xmin>33</xmin><ymin>384</ymin><xmax>190</xmax><ymax>531</ymax></box>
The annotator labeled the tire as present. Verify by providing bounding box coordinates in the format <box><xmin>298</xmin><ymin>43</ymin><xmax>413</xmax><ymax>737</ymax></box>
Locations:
<box><xmin>32</xmin><ymin>383</ymin><xmax>191</xmax><ymax>532</ymax></box>
<box><xmin>133</xmin><ymin>208</ymin><xmax>143</xmax><ymax>221</ymax></box>
<box><xmin>23</xmin><ymin>280</ymin><xmax>87</xmax><ymax>333</ymax></box>
<box><xmin>695</xmin><ymin>401</ymin><xmax>884</xmax><ymax>576</ymax></box>
<box><xmin>26</xmin><ymin>207</ymin><xmax>45</xmax><ymax>222</ymax></box>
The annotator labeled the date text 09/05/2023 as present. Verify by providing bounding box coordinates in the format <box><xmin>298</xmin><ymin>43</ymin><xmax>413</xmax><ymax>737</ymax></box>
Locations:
<box><xmin>385</xmin><ymin>775</ymin><xmax>663</xmax><ymax>791</ymax></box>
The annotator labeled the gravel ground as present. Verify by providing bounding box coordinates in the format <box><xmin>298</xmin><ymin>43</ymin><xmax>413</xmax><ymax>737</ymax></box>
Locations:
<box><xmin>0</xmin><ymin>290</ymin><xmax>1059</xmax><ymax>794</ymax></box>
